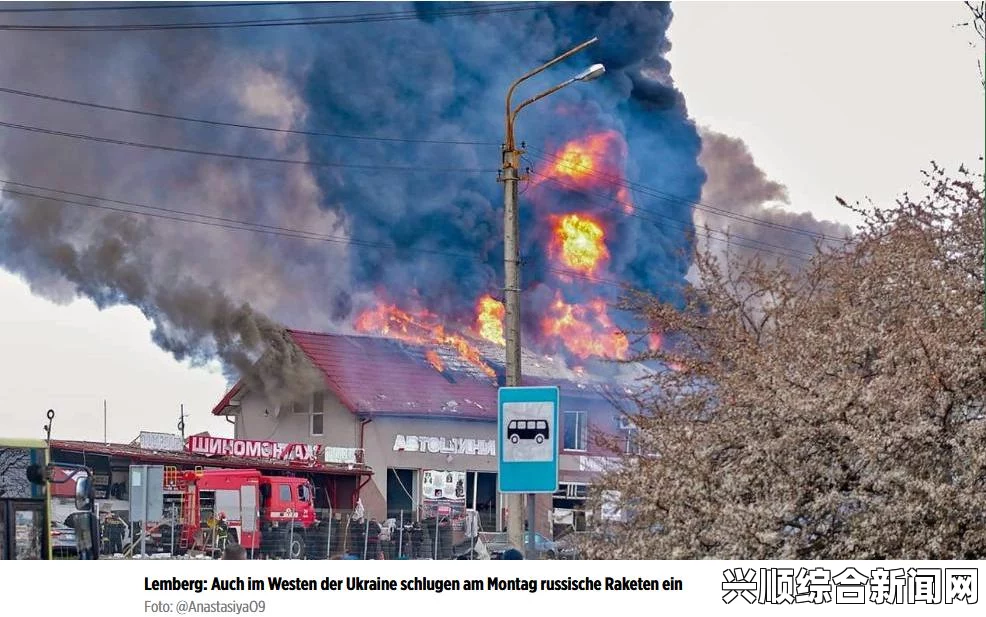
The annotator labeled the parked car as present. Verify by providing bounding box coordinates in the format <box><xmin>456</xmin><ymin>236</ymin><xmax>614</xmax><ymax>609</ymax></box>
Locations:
<box><xmin>480</xmin><ymin>531</ymin><xmax>558</xmax><ymax>559</ymax></box>
<box><xmin>50</xmin><ymin>521</ymin><xmax>77</xmax><ymax>557</ymax></box>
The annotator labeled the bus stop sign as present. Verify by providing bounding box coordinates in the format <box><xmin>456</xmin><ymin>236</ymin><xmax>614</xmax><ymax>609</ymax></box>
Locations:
<box><xmin>497</xmin><ymin>386</ymin><xmax>559</xmax><ymax>493</ymax></box>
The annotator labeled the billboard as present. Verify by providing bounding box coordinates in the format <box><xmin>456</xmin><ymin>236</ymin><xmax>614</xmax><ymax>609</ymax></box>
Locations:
<box><xmin>138</xmin><ymin>431</ymin><xmax>185</xmax><ymax>452</ymax></box>
<box><xmin>185</xmin><ymin>435</ymin><xmax>323</xmax><ymax>463</ymax></box>
<box><xmin>421</xmin><ymin>469</ymin><xmax>467</xmax><ymax>520</ymax></box>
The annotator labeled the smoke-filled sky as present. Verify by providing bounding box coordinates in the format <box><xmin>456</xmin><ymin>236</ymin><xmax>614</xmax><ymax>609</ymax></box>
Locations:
<box><xmin>0</xmin><ymin>1</ymin><xmax>981</xmax><ymax>442</ymax></box>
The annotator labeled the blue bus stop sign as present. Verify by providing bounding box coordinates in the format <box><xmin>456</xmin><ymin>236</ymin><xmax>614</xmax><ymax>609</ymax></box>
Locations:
<box><xmin>497</xmin><ymin>386</ymin><xmax>560</xmax><ymax>494</ymax></box>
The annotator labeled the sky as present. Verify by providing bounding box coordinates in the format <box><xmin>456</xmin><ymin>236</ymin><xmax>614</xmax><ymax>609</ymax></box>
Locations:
<box><xmin>0</xmin><ymin>1</ymin><xmax>982</xmax><ymax>444</ymax></box>
<box><xmin>668</xmin><ymin>1</ymin><xmax>985</xmax><ymax>223</ymax></box>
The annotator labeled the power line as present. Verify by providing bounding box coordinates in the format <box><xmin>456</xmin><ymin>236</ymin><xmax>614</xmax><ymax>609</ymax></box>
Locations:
<box><xmin>526</xmin><ymin>146</ymin><xmax>849</xmax><ymax>243</ymax></box>
<box><xmin>0</xmin><ymin>178</ymin><xmax>630</xmax><ymax>290</ymax></box>
<box><xmin>0</xmin><ymin>88</ymin><xmax>839</xmax><ymax>257</ymax></box>
<box><xmin>0</xmin><ymin>118</ymin><xmax>496</xmax><ymax>174</ymax></box>
<box><xmin>0</xmin><ymin>2</ymin><xmax>560</xmax><ymax>31</ymax></box>
<box><xmin>0</xmin><ymin>115</ymin><xmax>811</xmax><ymax>263</ymax></box>
<box><xmin>0</xmin><ymin>84</ymin><xmax>498</xmax><ymax>146</ymax></box>
<box><xmin>0</xmin><ymin>175</ymin><xmax>798</xmax><ymax>290</ymax></box>
<box><xmin>543</xmin><ymin>267</ymin><xmax>629</xmax><ymax>290</ymax></box>
<box><xmin>0</xmin><ymin>2</ymin><xmax>341</xmax><ymax>13</ymax></box>
<box><xmin>0</xmin><ymin>180</ymin><xmax>484</xmax><ymax>261</ymax></box>
<box><xmin>529</xmin><ymin>167</ymin><xmax>813</xmax><ymax>260</ymax></box>
<box><xmin>526</xmin><ymin>166</ymin><xmax>813</xmax><ymax>262</ymax></box>
<box><xmin>527</xmin><ymin>146</ymin><xmax>847</xmax><ymax>243</ymax></box>
<box><xmin>0</xmin><ymin>90</ymin><xmax>836</xmax><ymax>251</ymax></box>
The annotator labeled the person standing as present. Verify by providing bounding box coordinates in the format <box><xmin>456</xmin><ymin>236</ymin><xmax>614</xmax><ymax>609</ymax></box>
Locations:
<box><xmin>366</xmin><ymin>518</ymin><xmax>382</xmax><ymax>559</ymax></box>
<box><xmin>105</xmin><ymin>512</ymin><xmax>127</xmax><ymax>554</ymax></box>
<box><xmin>73</xmin><ymin>512</ymin><xmax>95</xmax><ymax>560</ymax></box>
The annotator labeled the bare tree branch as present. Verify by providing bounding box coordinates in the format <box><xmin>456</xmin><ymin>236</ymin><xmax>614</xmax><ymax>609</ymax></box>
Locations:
<box><xmin>584</xmin><ymin>166</ymin><xmax>986</xmax><ymax>560</ymax></box>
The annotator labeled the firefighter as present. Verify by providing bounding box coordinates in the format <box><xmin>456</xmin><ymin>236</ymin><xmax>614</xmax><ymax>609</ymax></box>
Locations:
<box><xmin>349</xmin><ymin>518</ymin><xmax>365</xmax><ymax>559</ymax></box>
<box><xmin>411</xmin><ymin>520</ymin><xmax>428</xmax><ymax>559</ymax></box>
<box><xmin>104</xmin><ymin>511</ymin><xmax>127</xmax><ymax>554</ymax></box>
<box><xmin>216</xmin><ymin>513</ymin><xmax>229</xmax><ymax>541</ymax></box>
<box><xmin>366</xmin><ymin>518</ymin><xmax>382</xmax><ymax>559</ymax></box>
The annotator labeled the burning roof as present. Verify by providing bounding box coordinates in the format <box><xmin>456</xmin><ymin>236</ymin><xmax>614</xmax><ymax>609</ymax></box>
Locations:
<box><xmin>214</xmin><ymin>329</ymin><xmax>650</xmax><ymax>421</ymax></box>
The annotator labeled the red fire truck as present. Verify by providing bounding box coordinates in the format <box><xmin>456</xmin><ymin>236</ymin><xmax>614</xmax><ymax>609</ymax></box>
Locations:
<box><xmin>172</xmin><ymin>468</ymin><xmax>316</xmax><ymax>559</ymax></box>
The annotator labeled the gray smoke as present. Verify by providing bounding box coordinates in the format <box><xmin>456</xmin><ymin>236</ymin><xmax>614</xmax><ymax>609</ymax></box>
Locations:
<box><xmin>0</xmin><ymin>190</ymin><xmax>324</xmax><ymax>403</ymax></box>
<box><xmin>0</xmin><ymin>11</ymin><xmax>343</xmax><ymax>400</ymax></box>
<box><xmin>693</xmin><ymin>129</ymin><xmax>851</xmax><ymax>268</ymax></box>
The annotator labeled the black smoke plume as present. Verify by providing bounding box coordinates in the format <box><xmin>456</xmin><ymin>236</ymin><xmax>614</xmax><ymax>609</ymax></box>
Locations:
<box><xmin>0</xmin><ymin>2</ymin><xmax>704</xmax><ymax>393</ymax></box>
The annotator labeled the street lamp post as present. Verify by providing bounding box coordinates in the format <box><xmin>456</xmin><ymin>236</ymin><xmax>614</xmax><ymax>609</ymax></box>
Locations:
<box><xmin>501</xmin><ymin>37</ymin><xmax>604</xmax><ymax>558</ymax></box>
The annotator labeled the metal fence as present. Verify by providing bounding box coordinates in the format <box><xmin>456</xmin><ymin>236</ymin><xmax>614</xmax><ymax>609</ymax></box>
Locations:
<box><xmin>303</xmin><ymin>509</ymin><xmax>465</xmax><ymax>560</ymax></box>
<box><xmin>95</xmin><ymin>507</ymin><xmax>524</xmax><ymax>560</ymax></box>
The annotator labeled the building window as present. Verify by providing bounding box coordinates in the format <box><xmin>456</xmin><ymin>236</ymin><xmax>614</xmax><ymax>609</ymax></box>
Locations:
<box><xmin>277</xmin><ymin>400</ymin><xmax>303</xmax><ymax>415</ymax></box>
<box><xmin>311</xmin><ymin>392</ymin><xmax>324</xmax><ymax>436</ymax></box>
<box><xmin>563</xmin><ymin>410</ymin><xmax>587</xmax><ymax>451</ymax></box>
<box><xmin>311</xmin><ymin>413</ymin><xmax>324</xmax><ymax>436</ymax></box>
<box><xmin>554</xmin><ymin>482</ymin><xmax>588</xmax><ymax>500</ymax></box>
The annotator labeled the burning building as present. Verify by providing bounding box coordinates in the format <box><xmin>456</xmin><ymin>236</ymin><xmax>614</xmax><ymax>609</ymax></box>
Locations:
<box><xmin>212</xmin><ymin>329</ymin><xmax>648</xmax><ymax>538</ymax></box>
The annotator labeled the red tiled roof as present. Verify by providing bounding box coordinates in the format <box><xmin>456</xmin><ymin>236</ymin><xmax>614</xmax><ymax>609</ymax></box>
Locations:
<box><xmin>210</xmin><ymin>380</ymin><xmax>244</xmax><ymax>415</ymax></box>
<box><xmin>213</xmin><ymin>330</ymin><xmax>636</xmax><ymax>421</ymax></box>
<box><xmin>291</xmin><ymin>330</ymin><xmax>499</xmax><ymax>419</ymax></box>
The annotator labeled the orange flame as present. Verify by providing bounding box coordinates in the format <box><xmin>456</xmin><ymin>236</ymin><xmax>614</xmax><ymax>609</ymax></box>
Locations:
<box><xmin>646</xmin><ymin>332</ymin><xmax>683</xmax><ymax>370</ymax></box>
<box><xmin>551</xmin><ymin>213</ymin><xmax>609</xmax><ymax>274</ymax></box>
<box><xmin>475</xmin><ymin>295</ymin><xmax>505</xmax><ymax>346</ymax></box>
<box><xmin>541</xmin><ymin>292</ymin><xmax>629</xmax><ymax>360</ymax></box>
<box><xmin>648</xmin><ymin>333</ymin><xmax>662</xmax><ymax>351</ymax></box>
<box><xmin>616</xmin><ymin>186</ymin><xmax>634</xmax><ymax>214</ymax></box>
<box><xmin>354</xmin><ymin>303</ymin><xmax>495</xmax><ymax>378</ymax></box>
<box><xmin>554</xmin><ymin>142</ymin><xmax>597</xmax><ymax>180</ymax></box>
<box><xmin>548</xmin><ymin>131</ymin><xmax>624</xmax><ymax>186</ymax></box>
<box><xmin>425</xmin><ymin>350</ymin><xmax>444</xmax><ymax>372</ymax></box>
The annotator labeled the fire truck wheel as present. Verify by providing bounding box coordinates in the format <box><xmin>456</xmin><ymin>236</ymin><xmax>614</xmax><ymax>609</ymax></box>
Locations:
<box><xmin>285</xmin><ymin>530</ymin><xmax>306</xmax><ymax>559</ymax></box>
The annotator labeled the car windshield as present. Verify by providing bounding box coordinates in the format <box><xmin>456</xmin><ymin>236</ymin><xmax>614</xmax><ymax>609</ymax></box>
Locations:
<box><xmin>525</xmin><ymin>532</ymin><xmax>548</xmax><ymax>544</ymax></box>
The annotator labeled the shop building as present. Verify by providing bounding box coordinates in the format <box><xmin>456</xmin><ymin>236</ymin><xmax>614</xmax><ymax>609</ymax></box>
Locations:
<box><xmin>48</xmin><ymin>432</ymin><xmax>370</xmax><ymax>526</ymax></box>
<box><xmin>212</xmin><ymin>330</ymin><xmax>641</xmax><ymax>538</ymax></box>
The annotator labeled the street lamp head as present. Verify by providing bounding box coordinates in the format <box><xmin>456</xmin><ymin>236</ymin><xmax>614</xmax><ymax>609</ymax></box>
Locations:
<box><xmin>575</xmin><ymin>63</ymin><xmax>606</xmax><ymax>82</ymax></box>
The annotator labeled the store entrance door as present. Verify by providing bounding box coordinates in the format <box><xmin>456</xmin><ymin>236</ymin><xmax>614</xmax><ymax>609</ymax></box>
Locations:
<box><xmin>464</xmin><ymin>472</ymin><xmax>497</xmax><ymax>533</ymax></box>
<box><xmin>0</xmin><ymin>499</ymin><xmax>47</xmax><ymax>560</ymax></box>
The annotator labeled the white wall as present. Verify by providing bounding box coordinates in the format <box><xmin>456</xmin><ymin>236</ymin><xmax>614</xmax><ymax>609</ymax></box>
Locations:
<box><xmin>231</xmin><ymin>388</ymin><xmax>358</xmax><ymax>449</ymax></box>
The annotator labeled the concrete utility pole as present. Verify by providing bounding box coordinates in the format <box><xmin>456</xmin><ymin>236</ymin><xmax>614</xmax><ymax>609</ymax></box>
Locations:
<box><xmin>501</xmin><ymin>38</ymin><xmax>605</xmax><ymax>555</ymax></box>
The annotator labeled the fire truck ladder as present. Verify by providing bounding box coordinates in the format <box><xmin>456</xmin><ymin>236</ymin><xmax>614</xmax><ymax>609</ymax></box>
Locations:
<box><xmin>175</xmin><ymin>467</ymin><xmax>204</xmax><ymax>552</ymax></box>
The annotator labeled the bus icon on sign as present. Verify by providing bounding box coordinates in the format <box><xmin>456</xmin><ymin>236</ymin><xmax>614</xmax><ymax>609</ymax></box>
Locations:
<box><xmin>507</xmin><ymin>419</ymin><xmax>549</xmax><ymax>445</ymax></box>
